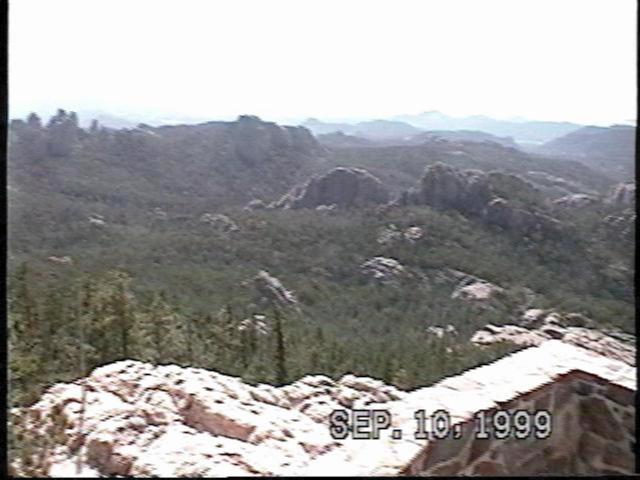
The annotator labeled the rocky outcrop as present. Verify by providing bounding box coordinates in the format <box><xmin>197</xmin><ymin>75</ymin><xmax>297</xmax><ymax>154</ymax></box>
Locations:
<box><xmin>398</xmin><ymin>163</ymin><xmax>492</xmax><ymax>217</ymax></box>
<box><xmin>88</xmin><ymin>214</ymin><xmax>106</xmax><ymax>227</ymax></box>
<box><xmin>360</xmin><ymin>257</ymin><xmax>407</xmax><ymax>283</ymax></box>
<box><xmin>243</xmin><ymin>199</ymin><xmax>267</xmax><ymax>211</ymax></box>
<box><xmin>523</xmin><ymin>171</ymin><xmax>584</xmax><ymax>194</ymax></box>
<box><xmin>425</xmin><ymin>325</ymin><xmax>458</xmax><ymax>337</ymax></box>
<box><xmin>152</xmin><ymin>207</ymin><xmax>168</xmax><ymax>220</ymax></box>
<box><xmin>604</xmin><ymin>182</ymin><xmax>635</xmax><ymax>206</ymax></box>
<box><xmin>252</xmin><ymin>270</ymin><xmax>298</xmax><ymax>308</ymax></box>
<box><xmin>47</xmin><ymin>256</ymin><xmax>73</xmax><ymax>265</ymax></box>
<box><xmin>484</xmin><ymin>197</ymin><xmax>561</xmax><ymax>236</ymax></box>
<box><xmin>451</xmin><ymin>280</ymin><xmax>504</xmax><ymax>302</ymax></box>
<box><xmin>552</xmin><ymin>193</ymin><xmax>599</xmax><ymax>208</ymax></box>
<box><xmin>11</xmin><ymin>340</ymin><xmax>635</xmax><ymax>476</ymax></box>
<box><xmin>396</xmin><ymin>163</ymin><xmax>561</xmax><ymax>237</ymax></box>
<box><xmin>272</xmin><ymin>167</ymin><xmax>390</xmax><ymax>209</ymax></box>
<box><xmin>232</xmin><ymin>115</ymin><xmax>322</xmax><ymax>165</ymax></box>
<box><xmin>602</xmin><ymin>208</ymin><xmax>635</xmax><ymax>242</ymax></box>
<box><xmin>442</xmin><ymin>269</ymin><xmax>505</xmax><ymax>303</ymax></box>
<box><xmin>376</xmin><ymin>224</ymin><xmax>425</xmax><ymax>245</ymax></box>
<box><xmin>199</xmin><ymin>213</ymin><xmax>239</xmax><ymax>233</ymax></box>
<box><xmin>471</xmin><ymin>309</ymin><xmax>636</xmax><ymax>366</ymax></box>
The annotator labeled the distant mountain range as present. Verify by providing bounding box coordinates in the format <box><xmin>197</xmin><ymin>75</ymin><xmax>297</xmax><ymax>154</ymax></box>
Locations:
<box><xmin>302</xmin><ymin>118</ymin><xmax>422</xmax><ymax>139</ymax></box>
<box><xmin>393</xmin><ymin>111</ymin><xmax>584</xmax><ymax>145</ymax></box>
<box><xmin>302</xmin><ymin>112</ymin><xmax>587</xmax><ymax>145</ymax></box>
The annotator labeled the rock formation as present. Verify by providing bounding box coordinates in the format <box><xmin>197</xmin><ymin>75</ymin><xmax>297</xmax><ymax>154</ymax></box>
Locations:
<box><xmin>272</xmin><ymin>167</ymin><xmax>390</xmax><ymax>210</ymax></box>
<box><xmin>552</xmin><ymin>193</ymin><xmax>599</xmax><ymax>208</ymax></box>
<box><xmin>396</xmin><ymin>163</ymin><xmax>561</xmax><ymax>237</ymax></box>
<box><xmin>425</xmin><ymin>325</ymin><xmax>458</xmax><ymax>337</ymax></box>
<box><xmin>151</xmin><ymin>207</ymin><xmax>168</xmax><ymax>220</ymax></box>
<box><xmin>232</xmin><ymin>115</ymin><xmax>322</xmax><ymax>165</ymax></box>
<box><xmin>10</xmin><ymin>340</ymin><xmax>635</xmax><ymax>476</ymax></box>
<box><xmin>471</xmin><ymin>309</ymin><xmax>636</xmax><ymax>366</ymax></box>
<box><xmin>47</xmin><ymin>256</ymin><xmax>73</xmax><ymax>265</ymax></box>
<box><xmin>360</xmin><ymin>257</ymin><xmax>407</xmax><ymax>283</ymax></box>
<box><xmin>88</xmin><ymin>214</ymin><xmax>106</xmax><ymax>227</ymax></box>
<box><xmin>199</xmin><ymin>213</ymin><xmax>239</xmax><ymax>233</ymax></box>
<box><xmin>602</xmin><ymin>208</ymin><xmax>635</xmax><ymax>242</ymax></box>
<box><xmin>376</xmin><ymin>224</ymin><xmax>425</xmax><ymax>245</ymax></box>
<box><xmin>252</xmin><ymin>270</ymin><xmax>298</xmax><ymax>308</ymax></box>
<box><xmin>604</xmin><ymin>182</ymin><xmax>635</xmax><ymax>206</ymax></box>
<box><xmin>484</xmin><ymin>197</ymin><xmax>561</xmax><ymax>236</ymax></box>
<box><xmin>397</xmin><ymin>163</ymin><xmax>492</xmax><ymax>217</ymax></box>
<box><xmin>243</xmin><ymin>199</ymin><xmax>267</xmax><ymax>211</ymax></box>
<box><xmin>451</xmin><ymin>280</ymin><xmax>504</xmax><ymax>302</ymax></box>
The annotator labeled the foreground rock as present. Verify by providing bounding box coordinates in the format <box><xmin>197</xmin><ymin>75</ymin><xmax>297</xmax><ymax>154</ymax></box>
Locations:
<box><xmin>11</xmin><ymin>340</ymin><xmax>635</xmax><ymax>476</ymax></box>
<box><xmin>272</xmin><ymin>167</ymin><xmax>390</xmax><ymax>209</ymax></box>
<box><xmin>471</xmin><ymin>309</ymin><xmax>636</xmax><ymax>366</ymax></box>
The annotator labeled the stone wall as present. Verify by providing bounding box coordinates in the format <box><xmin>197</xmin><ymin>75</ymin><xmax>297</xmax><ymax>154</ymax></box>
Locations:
<box><xmin>405</xmin><ymin>370</ymin><xmax>635</xmax><ymax>475</ymax></box>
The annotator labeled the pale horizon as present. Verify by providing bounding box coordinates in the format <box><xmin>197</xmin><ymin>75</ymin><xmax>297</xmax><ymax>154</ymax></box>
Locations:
<box><xmin>9</xmin><ymin>0</ymin><xmax>637</xmax><ymax>127</ymax></box>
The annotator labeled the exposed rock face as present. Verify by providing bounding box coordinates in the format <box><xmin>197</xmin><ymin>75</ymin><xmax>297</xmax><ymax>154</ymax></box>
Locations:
<box><xmin>602</xmin><ymin>208</ymin><xmax>635</xmax><ymax>241</ymax></box>
<box><xmin>471</xmin><ymin>309</ymin><xmax>636</xmax><ymax>366</ymax></box>
<box><xmin>252</xmin><ymin>270</ymin><xmax>298</xmax><ymax>308</ymax></box>
<box><xmin>199</xmin><ymin>213</ymin><xmax>239</xmax><ymax>233</ymax></box>
<box><xmin>243</xmin><ymin>199</ymin><xmax>267</xmax><ymax>211</ymax></box>
<box><xmin>152</xmin><ymin>207</ymin><xmax>168</xmax><ymax>220</ymax></box>
<box><xmin>47</xmin><ymin>255</ymin><xmax>73</xmax><ymax>265</ymax></box>
<box><xmin>232</xmin><ymin>115</ymin><xmax>322</xmax><ymax>165</ymax></box>
<box><xmin>523</xmin><ymin>171</ymin><xmax>584</xmax><ymax>194</ymax></box>
<box><xmin>377</xmin><ymin>224</ymin><xmax>425</xmax><ymax>245</ymax></box>
<box><xmin>605</xmin><ymin>182</ymin><xmax>635</xmax><ymax>206</ymax></box>
<box><xmin>552</xmin><ymin>193</ymin><xmax>599</xmax><ymax>208</ymax></box>
<box><xmin>360</xmin><ymin>257</ymin><xmax>406</xmax><ymax>283</ymax></box>
<box><xmin>398</xmin><ymin>163</ymin><xmax>492</xmax><ymax>216</ymax></box>
<box><xmin>238</xmin><ymin>315</ymin><xmax>270</xmax><ymax>335</ymax></box>
<box><xmin>273</xmin><ymin>167</ymin><xmax>390</xmax><ymax>209</ymax></box>
<box><xmin>88</xmin><ymin>214</ymin><xmax>106</xmax><ymax>227</ymax></box>
<box><xmin>484</xmin><ymin>197</ymin><xmax>560</xmax><ymax>236</ymax></box>
<box><xmin>425</xmin><ymin>325</ymin><xmax>458</xmax><ymax>337</ymax></box>
<box><xmin>446</xmin><ymin>270</ymin><xmax>504</xmax><ymax>303</ymax></box>
<box><xmin>403</xmin><ymin>226</ymin><xmax>424</xmax><ymax>243</ymax></box>
<box><xmin>451</xmin><ymin>280</ymin><xmax>504</xmax><ymax>302</ymax></box>
<box><xmin>12</xmin><ymin>341</ymin><xmax>635</xmax><ymax>476</ymax></box>
<box><xmin>397</xmin><ymin>163</ymin><xmax>561</xmax><ymax>237</ymax></box>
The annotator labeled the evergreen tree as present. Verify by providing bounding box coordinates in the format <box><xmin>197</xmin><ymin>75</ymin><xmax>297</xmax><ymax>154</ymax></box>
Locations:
<box><xmin>273</xmin><ymin>307</ymin><xmax>287</xmax><ymax>386</ymax></box>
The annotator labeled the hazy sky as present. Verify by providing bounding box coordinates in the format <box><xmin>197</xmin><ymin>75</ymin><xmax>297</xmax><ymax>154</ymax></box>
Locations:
<box><xmin>9</xmin><ymin>0</ymin><xmax>637</xmax><ymax>125</ymax></box>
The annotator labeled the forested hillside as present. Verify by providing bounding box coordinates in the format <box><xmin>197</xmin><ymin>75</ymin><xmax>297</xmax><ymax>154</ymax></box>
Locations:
<box><xmin>7</xmin><ymin>110</ymin><xmax>635</xmax><ymax>409</ymax></box>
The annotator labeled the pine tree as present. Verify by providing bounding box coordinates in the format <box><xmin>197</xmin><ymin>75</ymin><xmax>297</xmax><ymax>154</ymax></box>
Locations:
<box><xmin>273</xmin><ymin>307</ymin><xmax>287</xmax><ymax>386</ymax></box>
<box><xmin>108</xmin><ymin>272</ymin><xmax>134</xmax><ymax>359</ymax></box>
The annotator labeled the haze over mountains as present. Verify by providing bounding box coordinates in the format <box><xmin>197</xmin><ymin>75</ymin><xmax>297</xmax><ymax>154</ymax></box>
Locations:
<box><xmin>52</xmin><ymin>108</ymin><xmax>634</xmax><ymax>158</ymax></box>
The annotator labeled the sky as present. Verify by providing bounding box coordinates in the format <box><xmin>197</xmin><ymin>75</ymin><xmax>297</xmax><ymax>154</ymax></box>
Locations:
<box><xmin>9</xmin><ymin>0</ymin><xmax>637</xmax><ymax>125</ymax></box>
